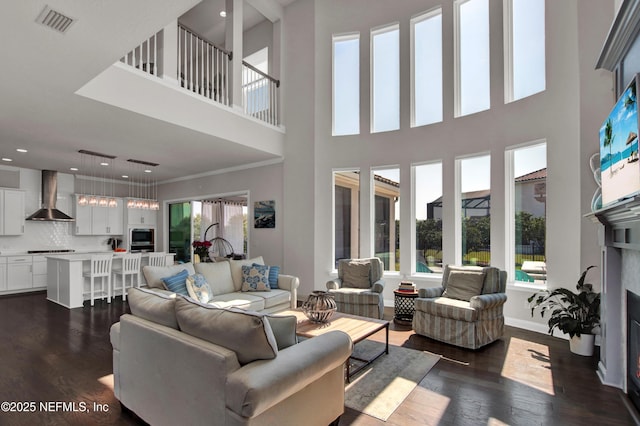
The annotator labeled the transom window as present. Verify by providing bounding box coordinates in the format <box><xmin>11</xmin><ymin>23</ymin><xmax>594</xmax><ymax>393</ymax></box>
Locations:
<box><xmin>332</xmin><ymin>34</ymin><xmax>360</xmax><ymax>136</ymax></box>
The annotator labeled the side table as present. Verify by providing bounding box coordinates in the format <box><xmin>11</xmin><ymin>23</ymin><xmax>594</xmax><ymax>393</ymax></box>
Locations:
<box><xmin>393</xmin><ymin>290</ymin><xmax>419</xmax><ymax>325</ymax></box>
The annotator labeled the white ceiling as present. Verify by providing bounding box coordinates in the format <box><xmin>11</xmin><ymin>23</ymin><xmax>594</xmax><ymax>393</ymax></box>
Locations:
<box><xmin>0</xmin><ymin>0</ymin><xmax>294</xmax><ymax>183</ymax></box>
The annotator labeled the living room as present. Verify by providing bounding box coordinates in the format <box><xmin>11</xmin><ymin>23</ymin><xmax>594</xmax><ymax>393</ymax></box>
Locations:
<box><xmin>1</xmin><ymin>0</ymin><xmax>639</xmax><ymax>424</ymax></box>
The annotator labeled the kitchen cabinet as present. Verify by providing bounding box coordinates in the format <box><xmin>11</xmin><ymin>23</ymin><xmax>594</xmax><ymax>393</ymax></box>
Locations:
<box><xmin>0</xmin><ymin>257</ymin><xmax>6</xmax><ymax>291</ymax></box>
<box><xmin>0</xmin><ymin>189</ymin><xmax>25</xmax><ymax>235</ymax></box>
<box><xmin>125</xmin><ymin>203</ymin><xmax>157</xmax><ymax>226</ymax></box>
<box><xmin>74</xmin><ymin>195</ymin><xmax>124</xmax><ymax>236</ymax></box>
<box><xmin>32</xmin><ymin>255</ymin><xmax>47</xmax><ymax>289</ymax></box>
<box><xmin>7</xmin><ymin>256</ymin><xmax>32</xmax><ymax>291</ymax></box>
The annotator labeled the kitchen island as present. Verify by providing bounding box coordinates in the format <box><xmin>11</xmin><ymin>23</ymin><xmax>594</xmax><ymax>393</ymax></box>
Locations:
<box><xmin>46</xmin><ymin>252</ymin><xmax>175</xmax><ymax>309</ymax></box>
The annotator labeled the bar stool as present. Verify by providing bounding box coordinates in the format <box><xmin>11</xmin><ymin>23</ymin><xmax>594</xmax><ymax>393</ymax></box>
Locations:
<box><xmin>111</xmin><ymin>253</ymin><xmax>141</xmax><ymax>301</ymax></box>
<box><xmin>148</xmin><ymin>252</ymin><xmax>166</xmax><ymax>267</ymax></box>
<box><xmin>83</xmin><ymin>254</ymin><xmax>113</xmax><ymax>306</ymax></box>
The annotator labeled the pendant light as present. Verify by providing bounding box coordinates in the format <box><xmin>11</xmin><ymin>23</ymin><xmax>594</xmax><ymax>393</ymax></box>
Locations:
<box><xmin>77</xmin><ymin>152</ymin><xmax>88</xmax><ymax>206</ymax></box>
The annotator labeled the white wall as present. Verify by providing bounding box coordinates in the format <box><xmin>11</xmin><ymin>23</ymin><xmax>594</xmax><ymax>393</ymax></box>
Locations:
<box><xmin>278</xmin><ymin>0</ymin><xmax>613</xmax><ymax>331</ymax></box>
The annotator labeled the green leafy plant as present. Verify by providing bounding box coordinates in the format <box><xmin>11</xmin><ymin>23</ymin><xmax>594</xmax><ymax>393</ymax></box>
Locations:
<box><xmin>527</xmin><ymin>266</ymin><xmax>600</xmax><ymax>338</ymax></box>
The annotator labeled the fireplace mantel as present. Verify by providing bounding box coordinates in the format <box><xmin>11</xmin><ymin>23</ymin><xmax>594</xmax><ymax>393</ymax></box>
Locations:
<box><xmin>585</xmin><ymin>196</ymin><xmax>640</xmax><ymax>391</ymax></box>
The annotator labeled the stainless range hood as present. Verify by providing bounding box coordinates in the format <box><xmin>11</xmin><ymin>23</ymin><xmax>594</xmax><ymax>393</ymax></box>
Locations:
<box><xmin>26</xmin><ymin>170</ymin><xmax>75</xmax><ymax>221</ymax></box>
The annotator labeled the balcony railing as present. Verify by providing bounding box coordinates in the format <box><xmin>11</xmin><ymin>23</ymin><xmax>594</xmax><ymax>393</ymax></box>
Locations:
<box><xmin>242</xmin><ymin>61</ymin><xmax>280</xmax><ymax>126</ymax></box>
<box><xmin>119</xmin><ymin>25</ymin><xmax>281</xmax><ymax>126</ymax></box>
<box><xmin>178</xmin><ymin>24</ymin><xmax>230</xmax><ymax>106</ymax></box>
<box><xmin>120</xmin><ymin>30</ymin><xmax>162</xmax><ymax>76</ymax></box>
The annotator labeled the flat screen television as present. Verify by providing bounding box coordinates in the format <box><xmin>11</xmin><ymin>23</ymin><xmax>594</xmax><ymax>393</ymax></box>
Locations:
<box><xmin>599</xmin><ymin>74</ymin><xmax>640</xmax><ymax>207</ymax></box>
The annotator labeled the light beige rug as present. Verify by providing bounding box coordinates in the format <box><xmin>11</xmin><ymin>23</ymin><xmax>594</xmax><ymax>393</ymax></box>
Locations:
<box><xmin>345</xmin><ymin>340</ymin><xmax>440</xmax><ymax>421</ymax></box>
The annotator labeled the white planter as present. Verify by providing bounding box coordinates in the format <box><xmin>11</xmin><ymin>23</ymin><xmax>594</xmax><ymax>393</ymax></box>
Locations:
<box><xmin>569</xmin><ymin>334</ymin><xmax>595</xmax><ymax>356</ymax></box>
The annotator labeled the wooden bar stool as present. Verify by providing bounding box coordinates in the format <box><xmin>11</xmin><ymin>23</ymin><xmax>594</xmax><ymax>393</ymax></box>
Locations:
<box><xmin>148</xmin><ymin>252</ymin><xmax>166</xmax><ymax>267</ymax></box>
<box><xmin>83</xmin><ymin>254</ymin><xmax>113</xmax><ymax>306</ymax></box>
<box><xmin>111</xmin><ymin>253</ymin><xmax>141</xmax><ymax>301</ymax></box>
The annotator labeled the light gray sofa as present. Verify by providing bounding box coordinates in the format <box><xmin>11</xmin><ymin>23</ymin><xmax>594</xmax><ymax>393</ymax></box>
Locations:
<box><xmin>110</xmin><ymin>288</ymin><xmax>353</xmax><ymax>426</ymax></box>
<box><xmin>142</xmin><ymin>256</ymin><xmax>299</xmax><ymax>313</ymax></box>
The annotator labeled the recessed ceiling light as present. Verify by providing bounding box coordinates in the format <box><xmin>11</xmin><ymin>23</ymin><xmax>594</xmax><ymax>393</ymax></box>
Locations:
<box><xmin>100</xmin><ymin>162</ymin><xmax>109</xmax><ymax>166</ymax></box>
<box><xmin>70</xmin><ymin>167</ymin><xmax>78</xmax><ymax>171</ymax></box>
<box><xmin>16</xmin><ymin>148</ymin><xmax>28</xmax><ymax>153</ymax></box>
<box><xmin>2</xmin><ymin>158</ymin><xmax>13</xmax><ymax>162</ymax></box>
<box><xmin>122</xmin><ymin>175</ymin><xmax>129</xmax><ymax>179</ymax></box>
<box><xmin>220</xmin><ymin>10</ymin><xmax>226</xmax><ymax>17</ymax></box>
<box><xmin>144</xmin><ymin>169</ymin><xmax>152</xmax><ymax>173</ymax></box>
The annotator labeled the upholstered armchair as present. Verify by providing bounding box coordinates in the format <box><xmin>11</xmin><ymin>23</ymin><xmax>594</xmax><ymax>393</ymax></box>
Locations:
<box><xmin>412</xmin><ymin>265</ymin><xmax>507</xmax><ymax>349</ymax></box>
<box><xmin>326</xmin><ymin>258</ymin><xmax>385</xmax><ymax>319</ymax></box>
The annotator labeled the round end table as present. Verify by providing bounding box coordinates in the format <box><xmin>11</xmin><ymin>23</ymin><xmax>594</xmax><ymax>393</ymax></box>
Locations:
<box><xmin>393</xmin><ymin>289</ymin><xmax>419</xmax><ymax>325</ymax></box>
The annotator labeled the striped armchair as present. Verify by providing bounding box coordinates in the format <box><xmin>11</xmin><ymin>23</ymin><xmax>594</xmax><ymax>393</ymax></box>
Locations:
<box><xmin>326</xmin><ymin>258</ymin><xmax>385</xmax><ymax>319</ymax></box>
<box><xmin>412</xmin><ymin>265</ymin><xmax>507</xmax><ymax>349</ymax></box>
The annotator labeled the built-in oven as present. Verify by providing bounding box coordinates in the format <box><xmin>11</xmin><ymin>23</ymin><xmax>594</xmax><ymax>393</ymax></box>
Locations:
<box><xmin>129</xmin><ymin>227</ymin><xmax>155</xmax><ymax>252</ymax></box>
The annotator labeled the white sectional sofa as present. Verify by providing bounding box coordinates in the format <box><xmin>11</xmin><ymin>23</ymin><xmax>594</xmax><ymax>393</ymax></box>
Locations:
<box><xmin>111</xmin><ymin>288</ymin><xmax>352</xmax><ymax>426</ymax></box>
<box><xmin>141</xmin><ymin>256</ymin><xmax>299</xmax><ymax>313</ymax></box>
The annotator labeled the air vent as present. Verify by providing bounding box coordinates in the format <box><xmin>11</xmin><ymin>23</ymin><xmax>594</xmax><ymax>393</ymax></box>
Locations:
<box><xmin>36</xmin><ymin>6</ymin><xmax>75</xmax><ymax>34</ymax></box>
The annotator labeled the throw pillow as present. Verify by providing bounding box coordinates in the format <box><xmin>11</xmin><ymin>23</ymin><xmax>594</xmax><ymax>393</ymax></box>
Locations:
<box><xmin>161</xmin><ymin>269</ymin><xmax>190</xmax><ymax>296</ymax></box>
<box><xmin>230</xmin><ymin>256</ymin><xmax>265</xmax><ymax>291</ymax></box>
<box><xmin>142</xmin><ymin>263</ymin><xmax>196</xmax><ymax>289</ymax></box>
<box><xmin>174</xmin><ymin>297</ymin><xmax>278</xmax><ymax>365</ymax></box>
<box><xmin>127</xmin><ymin>288</ymin><xmax>179</xmax><ymax>329</ymax></box>
<box><xmin>342</xmin><ymin>260</ymin><xmax>371</xmax><ymax>288</ymax></box>
<box><xmin>253</xmin><ymin>263</ymin><xmax>280</xmax><ymax>289</ymax></box>
<box><xmin>442</xmin><ymin>268</ymin><xmax>486</xmax><ymax>301</ymax></box>
<box><xmin>265</xmin><ymin>315</ymin><xmax>298</xmax><ymax>350</ymax></box>
<box><xmin>241</xmin><ymin>264</ymin><xmax>271</xmax><ymax>292</ymax></box>
<box><xmin>185</xmin><ymin>273</ymin><xmax>213</xmax><ymax>303</ymax></box>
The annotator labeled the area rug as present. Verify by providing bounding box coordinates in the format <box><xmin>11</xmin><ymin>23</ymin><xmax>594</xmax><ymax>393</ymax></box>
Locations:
<box><xmin>345</xmin><ymin>340</ymin><xmax>440</xmax><ymax>421</ymax></box>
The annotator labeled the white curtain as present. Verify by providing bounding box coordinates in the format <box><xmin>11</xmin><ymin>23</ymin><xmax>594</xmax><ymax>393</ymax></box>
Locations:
<box><xmin>199</xmin><ymin>200</ymin><xmax>244</xmax><ymax>257</ymax></box>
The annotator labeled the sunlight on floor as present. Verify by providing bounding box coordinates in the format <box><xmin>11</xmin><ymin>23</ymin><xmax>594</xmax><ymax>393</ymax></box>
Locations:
<box><xmin>409</xmin><ymin>386</ymin><xmax>451</xmax><ymax>421</ymax></box>
<box><xmin>98</xmin><ymin>374</ymin><xmax>114</xmax><ymax>391</ymax></box>
<box><xmin>500</xmin><ymin>337</ymin><xmax>555</xmax><ymax>395</ymax></box>
<box><xmin>487</xmin><ymin>417</ymin><xmax>509</xmax><ymax>425</ymax></box>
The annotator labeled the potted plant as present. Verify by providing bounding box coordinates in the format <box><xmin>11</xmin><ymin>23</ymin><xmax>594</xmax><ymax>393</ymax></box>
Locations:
<box><xmin>192</xmin><ymin>240</ymin><xmax>212</xmax><ymax>263</ymax></box>
<box><xmin>527</xmin><ymin>266</ymin><xmax>601</xmax><ymax>356</ymax></box>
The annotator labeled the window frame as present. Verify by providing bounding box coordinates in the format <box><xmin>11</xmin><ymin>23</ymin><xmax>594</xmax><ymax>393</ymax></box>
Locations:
<box><xmin>333</xmin><ymin>169</ymin><xmax>361</xmax><ymax>268</ymax></box>
<box><xmin>411</xmin><ymin>8</ymin><xmax>443</xmax><ymax>127</ymax></box>
<box><xmin>370</xmin><ymin>23</ymin><xmax>400</xmax><ymax>133</ymax></box>
<box><xmin>371</xmin><ymin>166</ymin><xmax>401</xmax><ymax>272</ymax></box>
<box><xmin>332</xmin><ymin>32</ymin><xmax>361</xmax><ymax>136</ymax></box>
<box><xmin>454</xmin><ymin>0</ymin><xmax>491</xmax><ymax>117</ymax></box>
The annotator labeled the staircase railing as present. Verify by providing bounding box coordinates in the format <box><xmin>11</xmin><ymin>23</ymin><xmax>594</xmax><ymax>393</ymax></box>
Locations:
<box><xmin>178</xmin><ymin>24</ymin><xmax>231</xmax><ymax>106</ymax></box>
<box><xmin>242</xmin><ymin>61</ymin><xmax>280</xmax><ymax>126</ymax></box>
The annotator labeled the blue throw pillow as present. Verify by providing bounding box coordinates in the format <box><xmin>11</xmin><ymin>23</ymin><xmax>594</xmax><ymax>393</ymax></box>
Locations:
<box><xmin>253</xmin><ymin>263</ymin><xmax>280</xmax><ymax>289</ymax></box>
<box><xmin>162</xmin><ymin>269</ymin><xmax>190</xmax><ymax>296</ymax></box>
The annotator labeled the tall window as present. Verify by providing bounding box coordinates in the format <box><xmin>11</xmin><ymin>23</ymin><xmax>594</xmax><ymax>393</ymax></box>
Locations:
<box><xmin>458</xmin><ymin>155</ymin><xmax>491</xmax><ymax>265</ymax></box>
<box><xmin>455</xmin><ymin>0</ymin><xmax>490</xmax><ymax>117</ymax></box>
<box><xmin>505</xmin><ymin>0</ymin><xmax>545</xmax><ymax>102</ymax></box>
<box><xmin>169</xmin><ymin>202</ymin><xmax>192</xmax><ymax>263</ymax></box>
<box><xmin>413</xmin><ymin>162</ymin><xmax>443</xmax><ymax>274</ymax></box>
<box><xmin>371</xmin><ymin>24</ymin><xmax>400</xmax><ymax>133</ymax></box>
<box><xmin>507</xmin><ymin>142</ymin><xmax>547</xmax><ymax>284</ymax></box>
<box><xmin>334</xmin><ymin>170</ymin><xmax>360</xmax><ymax>266</ymax></box>
<box><xmin>373</xmin><ymin>167</ymin><xmax>400</xmax><ymax>271</ymax></box>
<box><xmin>412</xmin><ymin>9</ymin><xmax>443</xmax><ymax>127</ymax></box>
<box><xmin>333</xmin><ymin>34</ymin><xmax>360</xmax><ymax>136</ymax></box>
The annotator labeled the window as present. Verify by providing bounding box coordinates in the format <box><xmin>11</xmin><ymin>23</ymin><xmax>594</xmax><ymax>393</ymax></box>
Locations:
<box><xmin>505</xmin><ymin>0</ymin><xmax>545</xmax><ymax>102</ymax></box>
<box><xmin>413</xmin><ymin>162</ymin><xmax>443</xmax><ymax>274</ymax></box>
<box><xmin>373</xmin><ymin>167</ymin><xmax>400</xmax><ymax>271</ymax></box>
<box><xmin>333</xmin><ymin>34</ymin><xmax>360</xmax><ymax>136</ymax></box>
<box><xmin>168</xmin><ymin>202</ymin><xmax>192</xmax><ymax>263</ymax></box>
<box><xmin>506</xmin><ymin>142</ymin><xmax>546</xmax><ymax>284</ymax></box>
<box><xmin>457</xmin><ymin>155</ymin><xmax>491</xmax><ymax>265</ymax></box>
<box><xmin>411</xmin><ymin>9</ymin><xmax>443</xmax><ymax>127</ymax></box>
<box><xmin>371</xmin><ymin>24</ymin><xmax>400</xmax><ymax>132</ymax></box>
<box><xmin>334</xmin><ymin>170</ymin><xmax>360</xmax><ymax>266</ymax></box>
<box><xmin>455</xmin><ymin>0</ymin><xmax>490</xmax><ymax>117</ymax></box>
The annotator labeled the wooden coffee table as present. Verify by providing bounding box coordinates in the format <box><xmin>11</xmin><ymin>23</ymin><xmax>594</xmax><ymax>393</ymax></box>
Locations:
<box><xmin>278</xmin><ymin>309</ymin><xmax>389</xmax><ymax>381</ymax></box>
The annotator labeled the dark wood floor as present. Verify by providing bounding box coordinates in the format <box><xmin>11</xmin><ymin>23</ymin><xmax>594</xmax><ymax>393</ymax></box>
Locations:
<box><xmin>0</xmin><ymin>292</ymin><xmax>636</xmax><ymax>426</ymax></box>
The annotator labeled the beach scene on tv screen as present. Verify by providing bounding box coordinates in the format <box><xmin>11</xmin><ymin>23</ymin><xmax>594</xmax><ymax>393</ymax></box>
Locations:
<box><xmin>600</xmin><ymin>78</ymin><xmax>640</xmax><ymax>206</ymax></box>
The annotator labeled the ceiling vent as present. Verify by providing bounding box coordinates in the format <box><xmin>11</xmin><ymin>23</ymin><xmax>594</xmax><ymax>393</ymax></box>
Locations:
<box><xmin>36</xmin><ymin>6</ymin><xmax>75</xmax><ymax>34</ymax></box>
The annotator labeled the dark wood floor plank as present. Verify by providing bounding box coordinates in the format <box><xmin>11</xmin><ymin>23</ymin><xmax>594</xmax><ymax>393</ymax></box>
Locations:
<box><xmin>0</xmin><ymin>292</ymin><xmax>635</xmax><ymax>425</ymax></box>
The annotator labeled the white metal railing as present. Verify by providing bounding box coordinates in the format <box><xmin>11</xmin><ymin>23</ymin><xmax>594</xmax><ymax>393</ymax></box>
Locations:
<box><xmin>242</xmin><ymin>61</ymin><xmax>280</xmax><ymax>126</ymax></box>
<box><xmin>178</xmin><ymin>24</ymin><xmax>231</xmax><ymax>106</ymax></box>
<box><xmin>120</xmin><ymin>30</ymin><xmax>162</xmax><ymax>76</ymax></box>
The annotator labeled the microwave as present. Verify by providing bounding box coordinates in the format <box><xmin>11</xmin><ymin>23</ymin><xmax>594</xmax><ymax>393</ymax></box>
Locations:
<box><xmin>130</xmin><ymin>227</ymin><xmax>155</xmax><ymax>252</ymax></box>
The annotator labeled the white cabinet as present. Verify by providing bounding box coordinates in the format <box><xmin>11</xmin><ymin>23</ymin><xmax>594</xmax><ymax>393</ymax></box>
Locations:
<box><xmin>74</xmin><ymin>195</ymin><xmax>124</xmax><ymax>236</ymax></box>
<box><xmin>0</xmin><ymin>257</ymin><xmax>6</xmax><ymax>291</ymax></box>
<box><xmin>32</xmin><ymin>255</ymin><xmax>47</xmax><ymax>289</ymax></box>
<box><xmin>126</xmin><ymin>203</ymin><xmax>157</xmax><ymax>226</ymax></box>
<box><xmin>0</xmin><ymin>189</ymin><xmax>25</xmax><ymax>235</ymax></box>
<box><xmin>7</xmin><ymin>256</ymin><xmax>32</xmax><ymax>291</ymax></box>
